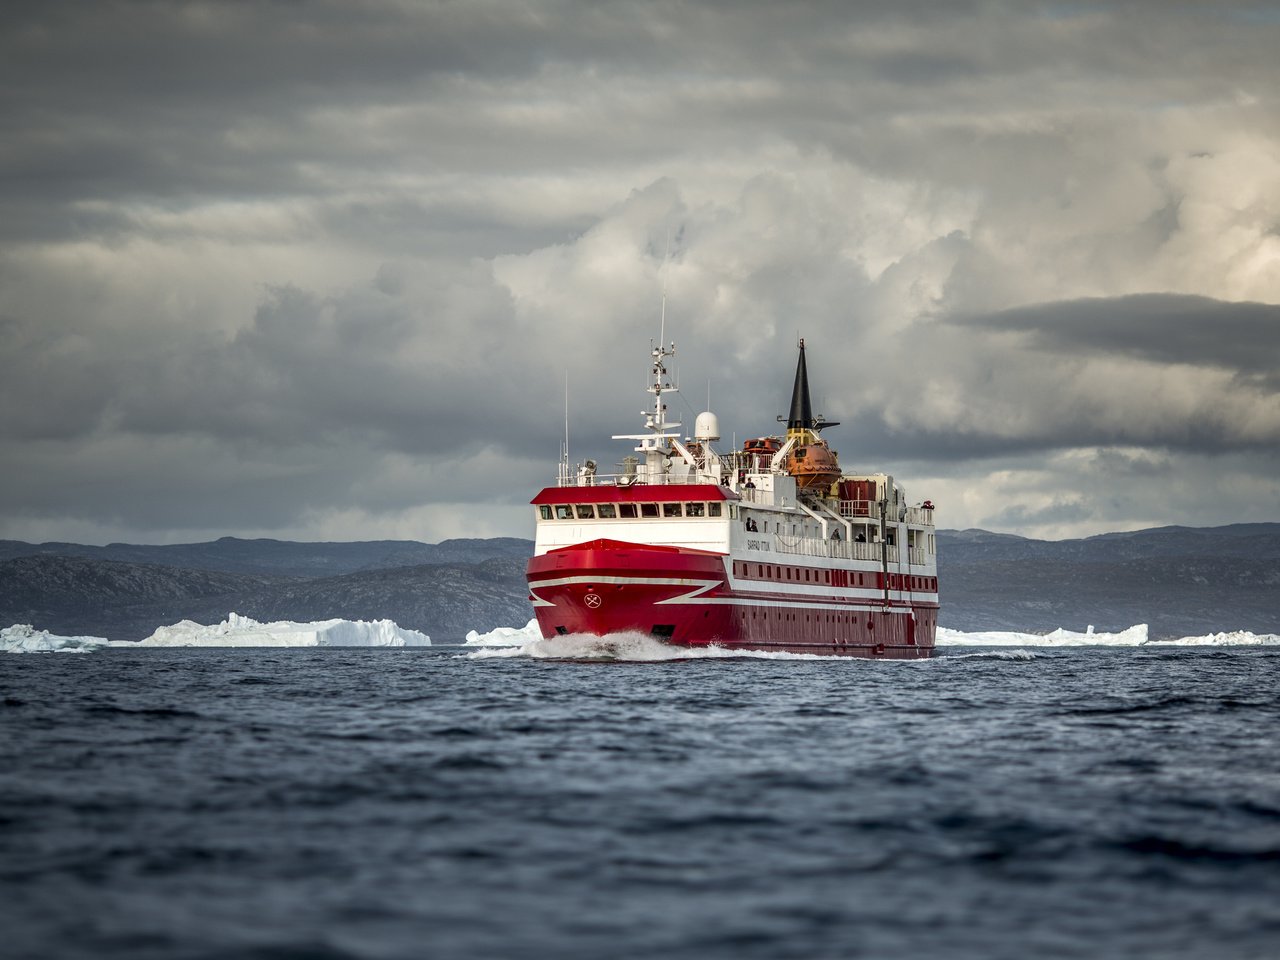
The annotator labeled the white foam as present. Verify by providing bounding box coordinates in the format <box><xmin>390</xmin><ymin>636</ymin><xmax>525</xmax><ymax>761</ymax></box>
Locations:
<box><xmin>1</xmin><ymin>624</ymin><xmax>111</xmax><ymax>654</ymax></box>
<box><xmin>122</xmin><ymin>612</ymin><xmax>431</xmax><ymax>647</ymax></box>
<box><xmin>463</xmin><ymin>618</ymin><xmax>542</xmax><ymax>646</ymax></box>
<box><xmin>466</xmin><ymin>630</ymin><xmax>849</xmax><ymax>661</ymax></box>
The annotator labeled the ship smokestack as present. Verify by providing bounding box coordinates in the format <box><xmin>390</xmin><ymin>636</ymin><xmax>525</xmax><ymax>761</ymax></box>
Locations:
<box><xmin>785</xmin><ymin>338</ymin><xmax>839</xmax><ymax>434</ymax></box>
<box><xmin>788</xmin><ymin>338</ymin><xmax>815</xmax><ymax>431</ymax></box>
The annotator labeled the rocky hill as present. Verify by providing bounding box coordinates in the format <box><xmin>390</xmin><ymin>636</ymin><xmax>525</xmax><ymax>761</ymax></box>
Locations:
<box><xmin>2</xmin><ymin>525</ymin><xmax>1278</xmax><ymax>642</ymax></box>
<box><xmin>937</xmin><ymin>525</ymin><xmax>1280</xmax><ymax>637</ymax></box>
<box><xmin>0</xmin><ymin>552</ymin><xmax>531</xmax><ymax>642</ymax></box>
<box><xmin>0</xmin><ymin>536</ymin><xmax>533</xmax><ymax>579</ymax></box>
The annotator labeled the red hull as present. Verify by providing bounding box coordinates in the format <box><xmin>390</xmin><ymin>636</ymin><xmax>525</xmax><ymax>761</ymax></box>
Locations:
<box><xmin>526</xmin><ymin>539</ymin><xmax>937</xmax><ymax>659</ymax></box>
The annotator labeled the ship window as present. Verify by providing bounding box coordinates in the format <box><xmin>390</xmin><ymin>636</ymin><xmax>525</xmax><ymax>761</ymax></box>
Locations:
<box><xmin>539</xmin><ymin>505</ymin><xmax>552</xmax><ymax>520</ymax></box>
<box><xmin>554</xmin><ymin>505</ymin><xmax>574</xmax><ymax>520</ymax></box>
<box><xmin>757</xmin><ymin>564</ymin><xmax>763</xmax><ymax>576</ymax></box>
<box><xmin>708</xmin><ymin>503</ymin><xmax>722</xmax><ymax>517</ymax></box>
<box><xmin>641</xmin><ymin>503</ymin><xmax>659</xmax><ymax>518</ymax></box>
<box><xmin>597</xmin><ymin>504</ymin><xmax>617</xmax><ymax>519</ymax></box>
<box><xmin>685</xmin><ymin>502</ymin><xmax>705</xmax><ymax>517</ymax></box>
<box><xmin>576</xmin><ymin>504</ymin><xmax>595</xmax><ymax>519</ymax></box>
<box><xmin>663</xmin><ymin>502</ymin><xmax>683</xmax><ymax>518</ymax></box>
<box><xmin>619</xmin><ymin>504</ymin><xmax>638</xmax><ymax>519</ymax></box>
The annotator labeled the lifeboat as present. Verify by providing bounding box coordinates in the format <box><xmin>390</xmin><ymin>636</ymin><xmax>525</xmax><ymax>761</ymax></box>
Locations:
<box><xmin>741</xmin><ymin>436</ymin><xmax>782</xmax><ymax>471</ymax></box>
<box><xmin>787</xmin><ymin>439</ymin><xmax>841</xmax><ymax>490</ymax></box>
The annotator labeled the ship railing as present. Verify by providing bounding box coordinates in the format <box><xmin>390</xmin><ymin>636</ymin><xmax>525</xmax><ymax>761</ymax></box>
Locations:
<box><xmin>838</xmin><ymin>500</ymin><xmax>935</xmax><ymax>527</ymax></box>
<box><xmin>908</xmin><ymin>547</ymin><xmax>927</xmax><ymax>565</ymax></box>
<box><xmin>773</xmin><ymin>537</ymin><xmax>898</xmax><ymax>564</ymax></box>
<box><xmin>837</xmin><ymin>498</ymin><xmax>881</xmax><ymax>519</ymax></box>
<box><xmin>557</xmin><ymin>471</ymin><xmax>727</xmax><ymax>488</ymax></box>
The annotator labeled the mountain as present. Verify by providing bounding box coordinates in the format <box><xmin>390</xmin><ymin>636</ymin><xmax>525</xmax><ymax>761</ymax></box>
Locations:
<box><xmin>937</xmin><ymin>524</ymin><xmax>1280</xmax><ymax>637</ymax></box>
<box><xmin>0</xmin><ymin>552</ymin><xmax>532</xmax><ymax>642</ymax></box>
<box><xmin>2</xmin><ymin>526</ymin><xmax>1278</xmax><ymax>642</ymax></box>
<box><xmin>0</xmin><ymin>536</ymin><xmax>533</xmax><ymax>579</ymax></box>
<box><xmin>0</xmin><ymin>555</ymin><xmax>300</xmax><ymax>640</ymax></box>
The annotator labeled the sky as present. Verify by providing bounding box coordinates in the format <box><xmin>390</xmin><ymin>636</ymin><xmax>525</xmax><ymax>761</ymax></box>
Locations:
<box><xmin>2</xmin><ymin>0</ymin><xmax>1279</xmax><ymax>546</ymax></box>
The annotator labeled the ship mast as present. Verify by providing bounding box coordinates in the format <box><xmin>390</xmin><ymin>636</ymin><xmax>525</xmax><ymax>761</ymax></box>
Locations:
<box><xmin>611</xmin><ymin>338</ymin><xmax>682</xmax><ymax>481</ymax></box>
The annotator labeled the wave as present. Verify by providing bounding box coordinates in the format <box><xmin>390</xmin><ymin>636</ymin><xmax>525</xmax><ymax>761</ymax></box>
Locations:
<box><xmin>465</xmin><ymin>631</ymin><xmax>851</xmax><ymax>662</ymax></box>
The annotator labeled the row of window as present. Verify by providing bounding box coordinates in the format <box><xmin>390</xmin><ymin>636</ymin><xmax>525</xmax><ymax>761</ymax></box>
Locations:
<box><xmin>540</xmin><ymin>502</ymin><xmax>724</xmax><ymax>521</ymax></box>
<box><xmin>734</xmin><ymin>560</ymin><xmax>937</xmax><ymax>592</ymax></box>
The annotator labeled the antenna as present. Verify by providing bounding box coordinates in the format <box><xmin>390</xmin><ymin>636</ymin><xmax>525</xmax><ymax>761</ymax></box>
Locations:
<box><xmin>658</xmin><ymin>227</ymin><xmax>671</xmax><ymax>350</ymax></box>
<box><xmin>560</xmin><ymin>371</ymin><xmax>570</xmax><ymax>486</ymax></box>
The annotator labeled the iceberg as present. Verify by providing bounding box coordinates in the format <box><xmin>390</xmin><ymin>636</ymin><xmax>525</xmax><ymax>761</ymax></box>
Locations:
<box><xmin>937</xmin><ymin>624</ymin><xmax>1279</xmax><ymax>646</ymax></box>
<box><xmin>463</xmin><ymin>618</ymin><xmax>542</xmax><ymax>646</ymax></box>
<box><xmin>1</xmin><ymin>624</ymin><xmax>111</xmax><ymax>654</ymax></box>
<box><xmin>1155</xmin><ymin>630</ymin><xmax>1280</xmax><ymax>646</ymax></box>
<box><xmin>937</xmin><ymin>624</ymin><xmax>1150</xmax><ymax>646</ymax></box>
<box><xmin>125</xmin><ymin>613</ymin><xmax>431</xmax><ymax>647</ymax></box>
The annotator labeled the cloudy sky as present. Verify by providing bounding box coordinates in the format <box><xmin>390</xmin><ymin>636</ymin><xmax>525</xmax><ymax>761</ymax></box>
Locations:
<box><xmin>3</xmin><ymin>0</ymin><xmax>1279</xmax><ymax>545</ymax></box>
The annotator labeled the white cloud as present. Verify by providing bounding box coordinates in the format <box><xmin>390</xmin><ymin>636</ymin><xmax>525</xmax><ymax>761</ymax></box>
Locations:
<box><xmin>2</xmin><ymin>1</ymin><xmax>1279</xmax><ymax>543</ymax></box>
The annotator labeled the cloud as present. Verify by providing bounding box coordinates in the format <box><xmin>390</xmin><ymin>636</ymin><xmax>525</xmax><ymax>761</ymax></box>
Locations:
<box><xmin>2</xmin><ymin>1</ymin><xmax>1279</xmax><ymax>542</ymax></box>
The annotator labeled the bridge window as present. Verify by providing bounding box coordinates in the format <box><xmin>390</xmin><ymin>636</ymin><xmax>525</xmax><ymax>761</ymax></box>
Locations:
<box><xmin>554</xmin><ymin>505</ymin><xmax>573</xmax><ymax>520</ymax></box>
<box><xmin>539</xmin><ymin>505</ymin><xmax>552</xmax><ymax>520</ymax></box>
<box><xmin>576</xmin><ymin>505</ymin><xmax>595</xmax><ymax>519</ymax></box>
<box><xmin>597</xmin><ymin>504</ymin><xmax>617</xmax><ymax>519</ymax></box>
<box><xmin>619</xmin><ymin>504</ymin><xmax>638</xmax><ymax>519</ymax></box>
<box><xmin>640</xmin><ymin>503</ymin><xmax>659</xmax><ymax>518</ymax></box>
<box><xmin>663</xmin><ymin>502</ymin><xmax>683</xmax><ymax>518</ymax></box>
<box><xmin>685</xmin><ymin>502</ymin><xmax>705</xmax><ymax>517</ymax></box>
<box><xmin>708</xmin><ymin>503</ymin><xmax>722</xmax><ymax>517</ymax></box>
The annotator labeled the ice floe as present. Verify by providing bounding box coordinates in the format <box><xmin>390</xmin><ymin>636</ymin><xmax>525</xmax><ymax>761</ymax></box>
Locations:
<box><xmin>937</xmin><ymin>624</ymin><xmax>1150</xmax><ymax>646</ymax></box>
<box><xmin>463</xmin><ymin>618</ymin><xmax>542</xmax><ymax>646</ymax></box>
<box><xmin>1</xmin><ymin>624</ymin><xmax>111</xmax><ymax>654</ymax></box>
<box><xmin>127</xmin><ymin>613</ymin><xmax>431</xmax><ymax>647</ymax></box>
<box><xmin>937</xmin><ymin>624</ymin><xmax>1280</xmax><ymax>646</ymax></box>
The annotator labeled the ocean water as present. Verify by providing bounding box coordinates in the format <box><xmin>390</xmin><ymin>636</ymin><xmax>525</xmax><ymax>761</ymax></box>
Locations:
<box><xmin>2</xmin><ymin>641</ymin><xmax>1279</xmax><ymax>960</ymax></box>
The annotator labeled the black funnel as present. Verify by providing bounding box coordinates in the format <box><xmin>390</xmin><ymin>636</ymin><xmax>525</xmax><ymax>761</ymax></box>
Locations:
<box><xmin>788</xmin><ymin>338</ymin><xmax>814</xmax><ymax>430</ymax></box>
<box><xmin>785</xmin><ymin>338</ymin><xmax>839</xmax><ymax>433</ymax></box>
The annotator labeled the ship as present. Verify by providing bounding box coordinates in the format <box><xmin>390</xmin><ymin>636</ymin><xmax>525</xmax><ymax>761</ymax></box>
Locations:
<box><xmin>525</xmin><ymin>338</ymin><xmax>938</xmax><ymax>657</ymax></box>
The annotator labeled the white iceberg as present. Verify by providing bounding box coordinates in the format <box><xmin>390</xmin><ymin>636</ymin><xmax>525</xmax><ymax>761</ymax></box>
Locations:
<box><xmin>123</xmin><ymin>613</ymin><xmax>430</xmax><ymax>647</ymax></box>
<box><xmin>937</xmin><ymin>624</ymin><xmax>1280</xmax><ymax>646</ymax></box>
<box><xmin>1155</xmin><ymin>630</ymin><xmax>1280</xmax><ymax>646</ymax></box>
<box><xmin>2</xmin><ymin>624</ymin><xmax>111</xmax><ymax>653</ymax></box>
<box><xmin>937</xmin><ymin>624</ymin><xmax>1150</xmax><ymax>646</ymax></box>
<box><xmin>463</xmin><ymin>618</ymin><xmax>543</xmax><ymax>646</ymax></box>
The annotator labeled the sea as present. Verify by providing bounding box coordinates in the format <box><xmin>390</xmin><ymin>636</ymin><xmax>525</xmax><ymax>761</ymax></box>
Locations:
<box><xmin>2</xmin><ymin>639</ymin><xmax>1279</xmax><ymax>960</ymax></box>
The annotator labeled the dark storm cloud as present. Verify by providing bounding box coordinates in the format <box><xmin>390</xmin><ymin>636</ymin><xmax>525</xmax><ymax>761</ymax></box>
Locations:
<box><xmin>2</xmin><ymin>0</ymin><xmax>1279</xmax><ymax>542</ymax></box>
<box><xmin>956</xmin><ymin>294</ymin><xmax>1280</xmax><ymax>382</ymax></box>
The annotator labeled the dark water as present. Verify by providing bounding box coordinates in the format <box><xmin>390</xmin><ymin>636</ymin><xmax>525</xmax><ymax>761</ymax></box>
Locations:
<box><xmin>2</xmin><ymin>642</ymin><xmax>1279</xmax><ymax>960</ymax></box>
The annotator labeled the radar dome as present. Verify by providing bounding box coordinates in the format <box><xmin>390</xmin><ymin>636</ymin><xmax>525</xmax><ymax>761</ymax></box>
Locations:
<box><xmin>694</xmin><ymin>411</ymin><xmax>720</xmax><ymax>442</ymax></box>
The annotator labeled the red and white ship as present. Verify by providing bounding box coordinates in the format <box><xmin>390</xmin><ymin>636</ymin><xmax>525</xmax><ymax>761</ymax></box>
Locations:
<box><xmin>525</xmin><ymin>338</ymin><xmax>938</xmax><ymax>658</ymax></box>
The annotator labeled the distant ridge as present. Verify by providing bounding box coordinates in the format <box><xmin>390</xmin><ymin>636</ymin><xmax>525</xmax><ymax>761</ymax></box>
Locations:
<box><xmin>2</xmin><ymin>525</ymin><xmax>1278</xmax><ymax>641</ymax></box>
<box><xmin>937</xmin><ymin>523</ymin><xmax>1280</xmax><ymax>637</ymax></box>
<box><xmin>0</xmin><ymin>536</ymin><xmax>534</xmax><ymax>579</ymax></box>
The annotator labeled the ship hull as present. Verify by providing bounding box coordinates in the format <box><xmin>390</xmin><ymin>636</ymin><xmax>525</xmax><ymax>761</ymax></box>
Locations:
<box><xmin>526</xmin><ymin>539</ymin><xmax>936</xmax><ymax>658</ymax></box>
